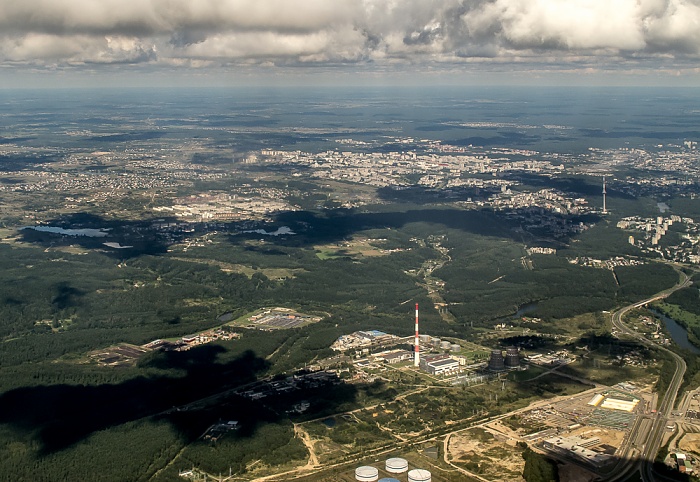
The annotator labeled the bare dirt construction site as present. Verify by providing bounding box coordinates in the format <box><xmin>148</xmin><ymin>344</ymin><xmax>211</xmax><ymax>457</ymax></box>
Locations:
<box><xmin>679</xmin><ymin>432</ymin><xmax>700</xmax><ymax>454</ymax></box>
<box><xmin>89</xmin><ymin>344</ymin><xmax>150</xmax><ymax>366</ymax></box>
<box><xmin>447</xmin><ymin>427</ymin><xmax>526</xmax><ymax>481</ymax></box>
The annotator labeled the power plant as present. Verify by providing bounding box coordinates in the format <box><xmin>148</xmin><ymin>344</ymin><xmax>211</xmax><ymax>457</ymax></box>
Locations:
<box><xmin>488</xmin><ymin>347</ymin><xmax>520</xmax><ymax>371</ymax></box>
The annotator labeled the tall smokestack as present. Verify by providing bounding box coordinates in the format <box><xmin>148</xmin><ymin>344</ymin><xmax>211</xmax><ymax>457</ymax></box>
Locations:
<box><xmin>414</xmin><ymin>303</ymin><xmax>420</xmax><ymax>367</ymax></box>
<box><xmin>602</xmin><ymin>176</ymin><xmax>607</xmax><ymax>214</ymax></box>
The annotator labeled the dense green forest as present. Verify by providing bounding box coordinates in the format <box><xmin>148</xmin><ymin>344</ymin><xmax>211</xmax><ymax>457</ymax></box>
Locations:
<box><xmin>666</xmin><ymin>284</ymin><xmax>700</xmax><ymax>315</ymax></box>
<box><xmin>0</xmin><ymin>199</ymin><xmax>687</xmax><ymax>480</ymax></box>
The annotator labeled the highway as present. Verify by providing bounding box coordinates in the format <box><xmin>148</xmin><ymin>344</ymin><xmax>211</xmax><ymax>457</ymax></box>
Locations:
<box><xmin>606</xmin><ymin>268</ymin><xmax>690</xmax><ymax>482</ymax></box>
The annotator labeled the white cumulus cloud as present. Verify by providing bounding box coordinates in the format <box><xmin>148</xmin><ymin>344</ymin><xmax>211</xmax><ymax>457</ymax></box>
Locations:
<box><xmin>0</xmin><ymin>0</ymin><xmax>699</xmax><ymax>72</ymax></box>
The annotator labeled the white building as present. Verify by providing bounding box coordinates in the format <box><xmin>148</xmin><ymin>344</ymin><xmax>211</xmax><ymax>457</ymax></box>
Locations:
<box><xmin>420</xmin><ymin>354</ymin><xmax>460</xmax><ymax>376</ymax></box>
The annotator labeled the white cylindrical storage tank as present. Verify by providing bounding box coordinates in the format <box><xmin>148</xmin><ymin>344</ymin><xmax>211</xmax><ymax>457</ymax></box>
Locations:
<box><xmin>432</xmin><ymin>338</ymin><xmax>441</xmax><ymax>346</ymax></box>
<box><xmin>385</xmin><ymin>457</ymin><xmax>408</xmax><ymax>474</ymax></box>
<box><xmin>408</xmin><ymin>469</ymin><xmax>432</xmax><ymax>482</ymax></box>
<box><xmin>450</xmin><ymin>343</ymin><xmax>460</xmax><ymax>351</ymax></box>
<box><xmin>419</xmin><ymin>334</ymin><xmax>431</xmax><ymax>343</ymax></box>
<box><xmin>440</xmin><ymin>341</ymin><xmax>451</xmax><ymax>350</ymax></box>
<box><xmin>355</xmin><ymin>466</ymin><xmax>378</xmax><ymax>482</ymax></box>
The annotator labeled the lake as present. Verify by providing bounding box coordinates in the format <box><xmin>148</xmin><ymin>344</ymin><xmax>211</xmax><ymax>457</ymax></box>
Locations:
<box><xmin>22</xmin><ymin>226</ymin><xmax>109</xmax><ymax>237</ymax></box>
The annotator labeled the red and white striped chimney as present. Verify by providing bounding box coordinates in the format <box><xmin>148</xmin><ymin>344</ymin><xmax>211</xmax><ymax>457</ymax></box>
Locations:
<box><xmin>414</xmin><ymin>303</ymin><xmax>420</xmax><ymax>367</ymax></box>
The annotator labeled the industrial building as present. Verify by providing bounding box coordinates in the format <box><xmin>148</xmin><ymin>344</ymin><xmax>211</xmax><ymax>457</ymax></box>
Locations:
<box><xmin>673</xmin><ymin>453</ymin><xmax>694</xmax><ymax>474</ymax></box>
<box><xmin>587</xmin><ymin>392</ymin><xmax>640</xmax><ymax>412</ymax></box>
<box><xmin>332</xmin><ymin>330</ymin><xmax>398</xmax><ymax>351</ymax></box>
<box><xmin>542</xmin><ymin>436</ymin><xmax>612</xmax><ymax>468</ymax></box>
<box><xmin>373</xmin><ymin>350</ymin><xmax>413</xmax><ymax>364</ymax></box>
<box><xmin>600</xmin><ymin>398</ymin><xmax>639</xmax><ymax>412</ymax></box>
<box><xmin>420</xmin><ymin>354</ymin><xmax>460</xmax><ymax>376</ymax></box>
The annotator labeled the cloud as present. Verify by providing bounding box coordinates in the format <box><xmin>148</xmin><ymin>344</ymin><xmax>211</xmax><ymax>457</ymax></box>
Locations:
<box><xmin>176</xmin><ymin>27</ymin><xmax>369</xmax><ymax>63</ymax></box>
<box><xmin>0</xmin><ymin>0</ymin><xmax>360</xmax><ymax>35</ymax></box>
<box><xmin>466</xmin><ymin>0</ymin><xmax>647</xmax><ymax>50</ymax></box>
<box><xmin>0</xmin><ymin>33</ymin><xmax>157</xmax><ymax>65</ymax></box>
<box><xmin>1</xmin><ymin>0</ymin><xmax>700</xmax><ymax>72</ymax></box>
<box><xmin>643</xmin><ymin>0</ymin><xmax>700</xmax><ymax>53</ymax></box>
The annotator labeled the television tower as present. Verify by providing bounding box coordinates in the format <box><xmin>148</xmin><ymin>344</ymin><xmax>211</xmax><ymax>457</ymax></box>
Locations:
<box><xmin>414</xmin><ymin>303</ymin><xmax>420</xmax><ymax>367</ymax></box>
<box><xmin>602</xmin><ymin>176</ymin><xmax>607</xmax><ymax>214</ymax></box>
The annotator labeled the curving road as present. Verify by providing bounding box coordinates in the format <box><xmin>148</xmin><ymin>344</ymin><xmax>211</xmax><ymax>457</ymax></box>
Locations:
<box><xmin>607</xmin><ymin>268</ymin><xmax>690</xmax><ymax>482</ymax></box>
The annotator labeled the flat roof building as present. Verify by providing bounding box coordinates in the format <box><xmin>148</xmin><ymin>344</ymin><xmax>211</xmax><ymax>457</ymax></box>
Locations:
<box><xmin>543</xmin><ymin>436</ymin><xmax>612</xmax><ymax>468</ymax></box>
<box><xmin>375</xmin><ymin>350</ymin><xmax>413</xmax><ymax>364</ymax></box>
<box><xmin>420</xmin><ymin>354</ymin><xmax>460</xmax><ymax>376</ymax></box>
<box><xmin>600</xmin><ymin>398</ymin><xmax>639</xmax><ymax>412</ymax></box>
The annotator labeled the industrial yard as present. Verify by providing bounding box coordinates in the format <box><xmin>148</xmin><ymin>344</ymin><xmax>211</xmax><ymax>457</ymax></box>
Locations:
<box><xmin>291</xmin><ymin>452</ymin><xmax>473</xmax><ymax>482</ymax></box>
<box><xmin>89</xmin><ymin>344</ymin><xmax>150</xmax><ymax>367</ymax></box>
<box><xmin>88</xmin><ymin>307</ymin><xmax>319</xmax><ymax>367</ymax></box>
<box><xmin>226</xmin><ymin>307</ymin><xmax>323</xmax><ymax>331</ymax></box>
<box><xmin>287</xmin><ymin>377</ymin><xmax>638</xmax><ymax>482</ymax></box>
<box><xmin>89</xmin><ymin>327</ymin><xmax>242</xmax><ymax>366</ymax></box>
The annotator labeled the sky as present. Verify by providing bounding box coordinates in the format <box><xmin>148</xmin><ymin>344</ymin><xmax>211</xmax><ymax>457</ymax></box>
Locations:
<box><xmin>2</xmin><ymin>0</ymin><xmax>700</xmax><ymax>88</ymax></box>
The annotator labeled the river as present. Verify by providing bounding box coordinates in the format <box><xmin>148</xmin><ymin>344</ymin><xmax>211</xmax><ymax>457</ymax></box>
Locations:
<box><xmin>655</xmin><ymin>310</ymin><xmax>700</xmax><ymax>354</ymax></box>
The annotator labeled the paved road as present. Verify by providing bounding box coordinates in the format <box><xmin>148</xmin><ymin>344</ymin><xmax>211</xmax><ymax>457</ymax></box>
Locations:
<box><xmin>606</xmin><ymin>269</ymin><xmax>690</xmax><ymax>482</ymax></box>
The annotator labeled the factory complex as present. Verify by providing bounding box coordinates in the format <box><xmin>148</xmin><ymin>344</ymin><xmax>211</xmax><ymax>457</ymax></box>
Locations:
<box><xmin>175</xmin><ymin>301</ymin><xmax>676</xmax><ymax>481</ymax></box>
<box><xmin>490</xmin><ymin>384</ymin><xmax>653</xmax><ymax>471</ymax></box>
<box><xmin>331</xmin><ymin>304</ymin><xmax>527</xmax><ymax>383</ymax></box>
